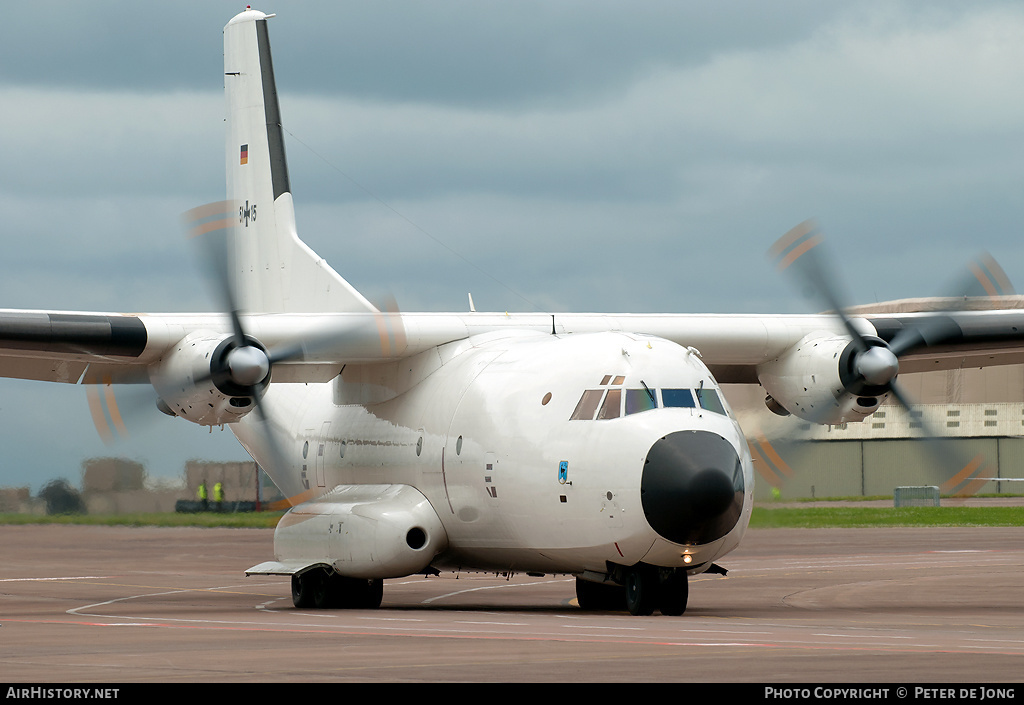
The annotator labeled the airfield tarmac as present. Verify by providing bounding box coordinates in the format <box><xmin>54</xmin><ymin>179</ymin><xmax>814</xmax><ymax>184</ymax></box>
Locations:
<box><xmin>1</xmin><ymin>523</ymin><xmax>1022</xmax><ymax>683</ymax></box>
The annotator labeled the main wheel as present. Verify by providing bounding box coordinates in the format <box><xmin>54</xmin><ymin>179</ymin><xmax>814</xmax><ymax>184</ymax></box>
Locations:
<box><xmin>624</xmin><ymin>564</ymin><xmax>658</xmax><ymax>616</ymax></box>
<box><xmin>291</xmin><ymin>569</ymin><xmax>322</xmax><ymax>609</ymax></box>
<box><xmin>312</xmin><ymin>568</ymin><xmax>336</xmax><ymax>609</ymax></box>
<box><xmin>328</xmin><ymin>574</ymin><xmax>384</xmax><ymax>609</ymax></box>
<box><xmin>575</xmin><ymin>577</ymin><xmax>625</xmax><ymax>611</ymax></box>
<box><xmin>360</xmin><ymin>578</ymin><xmax>384</xmax><ymax>609</ymax></box>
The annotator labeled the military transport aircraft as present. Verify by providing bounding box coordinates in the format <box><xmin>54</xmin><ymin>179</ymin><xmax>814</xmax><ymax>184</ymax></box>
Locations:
<box><xmin>3</xmin><ymin>7</ymin><xmax>1024</xmax><ymax>616</ymax></box>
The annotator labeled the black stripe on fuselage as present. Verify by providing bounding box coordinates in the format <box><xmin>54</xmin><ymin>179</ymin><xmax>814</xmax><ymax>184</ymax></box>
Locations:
<box><xmin>256</xmin><ymin>19</ymin><xmax>291</xmax><ymax>201</ymax></box>
<box><xmin>0</xmin><ymin>313</ymin><xmax>147</xmax><ymax>357</ymax></box>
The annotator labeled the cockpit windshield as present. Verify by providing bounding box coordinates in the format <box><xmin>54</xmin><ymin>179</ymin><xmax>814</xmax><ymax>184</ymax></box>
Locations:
<box><xmin>661</xmin><ymin>389</ymin><xmax>695</xmax><ymax>408</ymax></box>
<box><xmin>696</xmin><ymin>387</ymin><xmax>726</xmax><ymax>415</ymax></box>
<box><xmin>569</xmin><ymin>377</ymin><xmax>727</xmax><ymax>420</ymax></box>
<box><xmin>625</xmin><ymin>388</ymin><xmax>657</xmax><ymax>415</ymax></box>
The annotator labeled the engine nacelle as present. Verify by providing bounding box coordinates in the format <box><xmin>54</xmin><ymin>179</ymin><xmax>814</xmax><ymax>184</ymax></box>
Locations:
<box><xmin>757</xmin><ymin>333</ymin><xmax>889</xmax><ymax>425</ymax></box>
<box><xmin>148</xmin><ymin>331</ymin><xmax>266</xmax><ymax>426</ymax></box>
<box><xmin>273</xmin><ymin>484</ymin><xmax>449</xmax><ymax>580</ymax></box>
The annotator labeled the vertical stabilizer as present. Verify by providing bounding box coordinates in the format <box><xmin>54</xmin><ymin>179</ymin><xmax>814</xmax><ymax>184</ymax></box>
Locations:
<box><xmin>224</xmin><ymin>9</ymin><xmax>375</xmax><ymax>314</ymax></box>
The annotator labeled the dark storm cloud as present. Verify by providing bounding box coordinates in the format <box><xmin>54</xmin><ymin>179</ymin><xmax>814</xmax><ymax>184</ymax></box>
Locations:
<box><xmin>0</xmin><ymin>2</ymin><xmax>852</xmax><ymax>105</ymax></box>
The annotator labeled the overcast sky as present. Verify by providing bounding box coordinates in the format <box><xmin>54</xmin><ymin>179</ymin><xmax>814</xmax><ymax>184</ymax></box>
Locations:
<box><xmin>1</xmin><ymin>1</ymin><xmax>1022</xmax><ymax>492</ymax></box>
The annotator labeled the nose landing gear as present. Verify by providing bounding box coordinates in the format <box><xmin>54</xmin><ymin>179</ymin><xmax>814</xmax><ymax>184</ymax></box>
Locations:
<box><xmin>624</xmin><ymin>563</ymin><xmax>689</xmax><ymax>616</ymax></box>
<box><xmin>576</xmin><ymin>563</ymin><xmax>689</xmax><ymax>616</ymax></box>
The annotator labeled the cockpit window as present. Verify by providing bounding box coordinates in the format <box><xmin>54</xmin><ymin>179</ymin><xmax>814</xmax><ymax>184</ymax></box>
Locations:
<box><xmin>661</xmin><ymin>389</ymin><xmax>696</xmax><ymax>408</ymax></box>
<box><xmin>696</xmin><ymin>387</ymin><xmax>726</xmax><ymax>415</ymax></box>
<box><xmin>625</xmin><ymin>388</ymin><xmax>657</xmax><ymax>415</ymax></box>
<box><xmin>570</xmin><ymin>389</ymin><xmax>605</xmax><ymax>421</ymax></box>
<box><xmin>597</xmin><ymin>389</ymin><xmax>622</xmax><ymax>420</ymax></box>
<box><xmin>570</xmin><ymin>380</ymin><xmax>728</xmax><ymax>420</ymax></box>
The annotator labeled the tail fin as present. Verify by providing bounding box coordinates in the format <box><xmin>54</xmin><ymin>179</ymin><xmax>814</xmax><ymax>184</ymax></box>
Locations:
<box><xmin>223</xmin><ymin>9</ymin><xmax>375</xmax><ymax>314</ymax></box>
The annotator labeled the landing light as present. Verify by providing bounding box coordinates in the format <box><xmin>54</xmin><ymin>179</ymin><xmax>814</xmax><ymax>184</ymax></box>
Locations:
<box><xmin>682</xmin><ymin>554</ymin><xmax>693</xmax><ymax>564</ymax></box>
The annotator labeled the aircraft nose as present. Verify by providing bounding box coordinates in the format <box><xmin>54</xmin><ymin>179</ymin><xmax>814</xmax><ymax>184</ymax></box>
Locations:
<box><xmin>640</xmin><ymin>430</ymin><xmax>745</xmax><ymax>545</ymax></box>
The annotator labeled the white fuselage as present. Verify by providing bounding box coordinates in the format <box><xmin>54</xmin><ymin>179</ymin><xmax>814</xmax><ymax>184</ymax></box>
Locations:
<box><xmin>233</xmin><ymin>329</ymin><xmax>755</xmax><ymax>576</ymax></box>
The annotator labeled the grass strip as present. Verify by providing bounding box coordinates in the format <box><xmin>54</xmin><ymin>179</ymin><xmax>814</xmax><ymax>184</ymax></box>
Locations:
<box><xmin>750</xmin><ymin>506</ymin><xmax>1024</xmax><ymax>529</ymax></box>
<box><xmin>0</xmin><ymin>511</ymin><xmax>284</xmax><ymax>528</ymax></box>
<box><xmin>1</xmin><ymin>507</ymin><xmax>1021</xmax><ymax>530</ymax></box>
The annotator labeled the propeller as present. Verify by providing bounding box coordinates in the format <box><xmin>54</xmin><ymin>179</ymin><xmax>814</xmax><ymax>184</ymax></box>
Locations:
<box><xmin>180</xmin><ymin>200</ymin><xmax>295</xmax><ymax>475</ymax></box>
<box><xmin>769</xmin><ymin>219</ymin><xmax>1011</xmax><ymax>478</ymax></box>
<box><xmin>180</xmin><ymin>201</ymin><xmax>407</xmax><ymax>478</ymax></box>
<box><xmin>87</xmin><ymin>200</ymin><xmax>408</xmax><ymax>457</ymax></box>
<box><xmin>770</xmin><ymin>221</ymin><xmax>905</xmax><ymax>400</ymax></box>
<box><xmin>85</xmin><ymin>373</ymin><xmax>133</xmax><ymax>444</ymax></box>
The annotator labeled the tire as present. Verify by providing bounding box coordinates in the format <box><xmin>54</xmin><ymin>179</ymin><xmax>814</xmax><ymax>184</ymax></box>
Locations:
<box><xmin>575</xmin><ymin>577</ymin><xmax>625</xmax><ymax>611</ymax></box>
<box><xmin>360</xmin><ymin>579</ymin><xmax>384</xmax><ymax>609</ymax></box>
<box><xmin>329</xmin><ymin>574</ymin><xmax>384</xmax><ymax>609</ymax></box>
<box><xmin>291</xmin><ymin>571</ymin><xmax>317</xmax><ymax>609</ymax></box>
<box><xmin>311</xmin><ymin>568</ymin><xmax>336</xmax><ymax>609</ymax></box>
<box><xmin>659</xmin><ymin>569</ymin><xmax>689</xmax><ymax>616</ymax></box>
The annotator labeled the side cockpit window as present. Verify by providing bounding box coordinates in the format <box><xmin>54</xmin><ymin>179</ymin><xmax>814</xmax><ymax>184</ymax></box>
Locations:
<box><xmin>598</xmin><ymin>389</ymin><xmax>622</xmax><ymax>420</ymax></box>
<box><xmin>570</xmin><ymin>389</ymin><xmax>605</xmax><ymax>421</ymax></box>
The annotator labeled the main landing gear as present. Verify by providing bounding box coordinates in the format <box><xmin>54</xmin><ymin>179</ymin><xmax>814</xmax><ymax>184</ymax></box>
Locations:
<box><xmin>576</xmin><ymin>563</ymin><xmax>689</xmax><ymax>616</ymax></box>
<box><xmin>291</xmin><ymin>566</ymin><xmax>383</xmax><ymax>609</ymax></box>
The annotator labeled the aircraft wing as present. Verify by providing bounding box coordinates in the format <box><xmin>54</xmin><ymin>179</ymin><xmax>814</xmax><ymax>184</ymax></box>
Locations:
<box><xmin>0</xmin><ymin>310</ymin><xmax>152</xmax><ymax>384</ymax></box>
<box><xmin>0</xmin><ymin>309</ymin><xmax>433</xmax><ymax>385</ymax></box>
<box><xmin>4</xmin><ymin>308</ymin><xmax>1024</xmax><ymax>387</ymax></box>
<box><xmin>559</xmin><ymin>309</ymin><xmax>1024</xmax><ymax>382</ymax></box>
<box><xmin>864</xmin><ymin>311</ymin><xmax>1024</xmax><ymax>374</ymax></box>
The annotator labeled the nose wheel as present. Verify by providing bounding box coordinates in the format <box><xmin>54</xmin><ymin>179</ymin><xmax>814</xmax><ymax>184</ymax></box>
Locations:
<box><xmin>579</xmin><ymin>564</ymin><xmax>690</xmax><ymax>615</ymax></box>
<box><xmin>624</xmin><ymin>564</ymin><xmax>689</xmax><ymax>616</ymax></box>
<box><xmin>658</xmin><ymin>569</ymin><xmax>689</xmax><ymax>616</ymax></box>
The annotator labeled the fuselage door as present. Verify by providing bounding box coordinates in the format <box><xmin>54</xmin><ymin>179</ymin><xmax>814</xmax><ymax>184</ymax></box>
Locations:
<box><xmin>316</xmin><ymin>421</ymin><xmax>331</xmax><ymax>488</ymax></box>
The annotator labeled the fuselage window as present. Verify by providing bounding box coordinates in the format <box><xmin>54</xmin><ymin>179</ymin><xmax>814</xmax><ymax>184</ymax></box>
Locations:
<box><xmin>662</xmin><ymin>389</ymin><xmax>696</xmax><ymax>408</ymax></box>
<box><xmin>696</xmin><ymin>387</ymin><xmax>727</xmax><ymax>415</ymax></box>
<box><xmin>598</xmin><ymin>388</ymin><xmax>622</xmax><ymax>420</ymax></box>
<box><xmin>570</xmin><ymin>389</ymin><xmax>605</xmax><ymax>420</ymax></box>
<box><xmin>625</xmin><ymin>388</ymin><xmax>657</xmax><ymax>415</ymax></box>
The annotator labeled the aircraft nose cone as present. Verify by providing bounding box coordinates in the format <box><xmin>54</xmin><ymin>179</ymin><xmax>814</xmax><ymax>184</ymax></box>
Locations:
<box><xmin>641</xmin><ymin>430</ymin><xmax>745</xmax><ymax>545</ymax></box>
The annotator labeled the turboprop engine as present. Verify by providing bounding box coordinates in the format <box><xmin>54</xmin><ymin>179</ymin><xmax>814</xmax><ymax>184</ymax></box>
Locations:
<box><xmin>757</xmin><ymin>332</ymin><xmax>893</xmax><ymax>425</ymax></box>
<box><xmin>762</xmin><ymin>219</ymin><xmax>989</xmax><ymax>429</ymax></box>
<box><xmin>148</xmin><ymin>330</ymin><xmax>270</xmax><ymax>426</ymax></box>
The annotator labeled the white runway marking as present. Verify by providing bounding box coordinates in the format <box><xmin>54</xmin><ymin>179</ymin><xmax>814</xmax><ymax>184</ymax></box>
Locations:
<box><xmin>420</xmin><ymin>577</ymin><xmax>572</xmax><ymax>604</ymax></box>
<box><xmin>0</xmin><ymin>576</ymin><xmax>110</xmax><ymax>582</ymax></box>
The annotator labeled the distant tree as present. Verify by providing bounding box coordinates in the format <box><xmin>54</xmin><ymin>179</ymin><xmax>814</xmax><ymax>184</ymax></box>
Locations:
<box><xmin>39</xmin><ymin>479</ymin><xmax>86</xmax><ymax>515</ymax></box>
